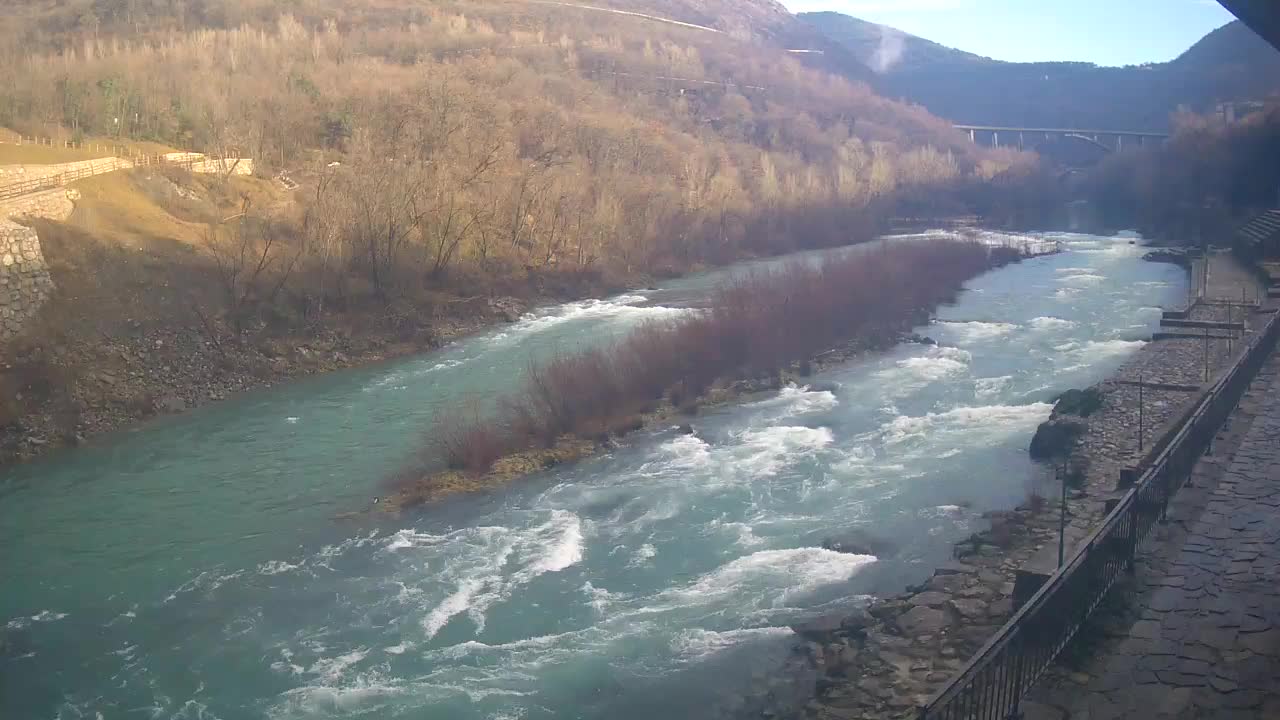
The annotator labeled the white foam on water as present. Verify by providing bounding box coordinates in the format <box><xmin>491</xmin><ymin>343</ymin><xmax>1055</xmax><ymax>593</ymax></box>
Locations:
<box><xmin>731</xmin><ymin>426</ymin><xmax>834</xmax><ymax>477</ymax></box>
<box><xmin>938</xmin><ymin>320</ymin><xmax>1018</xmax><ymax>342</ymax></box>
<box><xmin>30</xmin><ymin>610</ymin><xmax>69</xmax><ymax>622</ymax></box>
<box><xmin>423</xmin><ymin>579</ymin><xmax>484</xmax><ymax>640</ymax></box>
<box><xmin>273</xmin><ymin>671</ymin><xmax>402</xmax><ymax>717</ymax></box>
<box><xmin>285</xmin><ymin>416</ymin><xmax>300</xmax><ymax>424</ymax></box>
<box><xmin>897</xmin><ymin>355</ymin><xmax>968</xmax><ymax>381</ymax></box>
<box><xmin>657</xmin><ymin>434</ymin><xmax>712</xmax><ymax>471</ymax></box>
<box><xmin>974</xmin><ymin>375</ymin><xmax>1013</xmax><ymax>399</ymax></box>
<box><xmin>1029</xmin><ymin>316</ymin><xmax>1078</xmax><ymax>331</ymax></box>
<box><xmin>309</xmin><ymin>648</ymin><xmax>370</xmax><ymax>683</ymax></box>
<box><xmin>418</xmin><ymin>511</ymin><xmax>587</xmax><ymax>640</ymax></box>
<box><xmin>258</xmin><ymin>561</ymin><xmax>300</xmax><ymax>576</ymax></box>
<box><xmin>495</xmin><ymin>295</ymin><xmax>688</xmax><ymax>344</ymax></box>
<box><xmin>670</xmin><ymin>627</ymin><xmax>794</xmax><ymax>663</ymax></box>
<box><xmin>581</xmin><ymin>582</ymin><xmax>627</xmax><ymax>615</ymax></box>
<box><xmin>523</xmin><ymin>510</ymin><xmax>584</xmax><ymax>576</ymax></box>
<box><xmin>1054</xmin><ymin>287</ymin><xmax>1083</xmax><ymax>300</ymax></box>
<box><xmin>384</xmin><ymin>643</ymin><xmax>412</xmax><ymax>655</ymax></box>
<box><xmin>1056</xmin><ymin>272</ymin><xmax>1106</xmax><ymax>286</ymax></box>
<box><xmin>384</xmin><ymin>529</ymin><xmax>444</xmax><ymax>552</ymax></box>
<box><xmin>666</xmin><ymin>548</ymin><xmax>876</xmax><ymax>610</ymax></box>
<box><xmin>628</xmin><ymin>543</ymin><xmax>658</xmax><ymax>567</ymax></box>
<box><xmin>364</xmin><ymin>358</ymin><xmax>466</xmax><ymax>393</ymax></box>
<box><xmin>881</xmin><ymin>403</ymin><xmax>1054</xmax><ymax>446</ymax></box>
<box><xmin>749</xmin><ymin>384</ymin><xmax>838</xmax><ymax>418</ymax></box>
<box><xmin>1080</xmin><ymin>339</ymin><xmax>1146</xmax><ymax>358</ymax></box>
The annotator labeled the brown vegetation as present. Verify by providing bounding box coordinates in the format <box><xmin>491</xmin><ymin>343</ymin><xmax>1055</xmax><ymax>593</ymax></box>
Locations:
<box><xmin>427</xmin><ymin>238</ymin><xmax>1006</xmax><ymax>476</ymax></box>
<box><xmin>1080</xmin><ymin>105</ymin><xmax>1280</xmax><ymax>245</ymax></box>
<box><xmin>0</xmin><ymin>0</ymin><xmax>1059</xmax><ymax>463</ymax></box>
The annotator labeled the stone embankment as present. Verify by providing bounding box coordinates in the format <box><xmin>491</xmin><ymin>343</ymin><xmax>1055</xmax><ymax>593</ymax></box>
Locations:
<box><xmin>0</xmin><ymin>186</ymin><xmax>78</xmax><ymax>342</ymax></box>
<box><xmin>788</xmin><ymin>254</ymin><xmax>1271</xmax><ymax>720</ymax></box>
<box><xmin>0</xmin><ymin>221</ymin><xmax>54</xmax><ymax>342</ymax></box>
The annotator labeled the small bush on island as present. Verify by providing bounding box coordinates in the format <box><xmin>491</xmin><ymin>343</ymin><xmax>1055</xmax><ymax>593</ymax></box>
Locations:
<box><xmin>432</xmin><ymin>238</ymin><xmax>1020</xmax><ymax>475</ymax></box>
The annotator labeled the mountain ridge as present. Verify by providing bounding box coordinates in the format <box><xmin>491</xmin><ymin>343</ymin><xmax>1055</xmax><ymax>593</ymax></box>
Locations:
<box><xmin>800</xmin><ymin>11</ymin><xmax>1280</xmax><ymax>131</ymax></box>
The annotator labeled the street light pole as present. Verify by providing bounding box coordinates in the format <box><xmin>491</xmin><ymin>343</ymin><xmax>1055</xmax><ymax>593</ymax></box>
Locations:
<box><xmin>1138</xmin><ymin>373</ymin><xmax>1145</xmax><ymax>455</ymax></box>
<box><xmin>1058</xmin><ymin>457</ymin><xmax>1068</xmax><ymax>569</ymax></box>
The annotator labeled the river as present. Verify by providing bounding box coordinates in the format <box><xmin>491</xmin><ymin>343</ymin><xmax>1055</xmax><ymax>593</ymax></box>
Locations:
<box><xmin>0</xmin><ymin>231</ymin><xmax>1185</xmax><ymax>720</ymax></box>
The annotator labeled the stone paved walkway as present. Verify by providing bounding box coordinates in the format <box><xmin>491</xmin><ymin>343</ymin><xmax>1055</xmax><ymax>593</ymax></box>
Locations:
<box><xmin>1029</xmin><ymin>351</ymin><xmax>1280</xmax><ymax>719</ymax></box>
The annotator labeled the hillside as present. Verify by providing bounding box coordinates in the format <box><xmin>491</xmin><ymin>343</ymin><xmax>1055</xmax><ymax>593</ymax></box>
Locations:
<box><xmin>801</xmin><ymin>12</ymin><xmax>1280</xmax><ymax>131</ymax></box>
<box><xmin>0</xmin><ymin>0</ymin><xmax>1054</xmax><ymax>461</ymax></box>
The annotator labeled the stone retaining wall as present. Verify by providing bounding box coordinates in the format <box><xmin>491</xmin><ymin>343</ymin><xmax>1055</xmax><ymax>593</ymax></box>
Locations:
<box><xmin>0</xmin><ymin>157</ymin><xmax>131</xmax><ymax>184</ymax></box>
<box><xmin>0</xmin><ymin>219</ymin><xmax>54</xmax><ymax>342</ymax></box>
<box><xmin>1</xmin><ymin>188</ymin><xmax>78</xmax><ymax>222</ymax></box>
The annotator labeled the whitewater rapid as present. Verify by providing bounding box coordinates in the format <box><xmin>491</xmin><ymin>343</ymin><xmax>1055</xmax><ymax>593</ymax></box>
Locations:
<box><xmin>0</xmin><ymin>231</ymin><xmax>1188</xmax><ymax>720</ymax></box>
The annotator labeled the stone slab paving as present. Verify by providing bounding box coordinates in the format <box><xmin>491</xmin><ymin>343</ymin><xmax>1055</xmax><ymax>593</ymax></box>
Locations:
<box><xmin>1028</xmin><ymin>353</ymin><xmax>1280</xmax><ymax>720</ymax></box>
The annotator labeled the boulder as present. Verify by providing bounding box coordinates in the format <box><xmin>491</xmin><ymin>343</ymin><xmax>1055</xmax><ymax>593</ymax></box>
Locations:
<box><xmin>907</xmin><ymin>592</ymin><xmax>951</xmax><ymax>608</ymax></box>
<box><xmin>821</xmin><ymin>529</ymin><xmax>895</xmax><ymax>558</ymax></box>
<box><xmin>948</xmin><ymin>598</ymin><xmax>988</xmax><ymax>620</ymax></box>
<box><xmin>1052</xmin><ymin>388</ymin><xmax>1103</xmax><ymax>417</ymax></box>
<box><xmin>1029</xmin><ymin>417</ymin><xmax>1085</xmax><ymax>460</ymax></box>
<box><xmin>790</xmin><ymin>613</ymin><xmax>845</xmax><ymax>641</ymax></box>
<box><xmin>897</xmin><ymin>606</ymin><xmax>948</xmax><ymax>634</ymax></box>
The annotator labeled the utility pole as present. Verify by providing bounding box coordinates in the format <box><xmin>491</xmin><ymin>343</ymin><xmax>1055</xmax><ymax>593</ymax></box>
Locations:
<box><xmin>1138</xmin><ymin>373</ymin><xmax>1145</xmax><ymax>455</ymax></box>
<box><xmin>1058</xmin><ymin>457</ymin><xmax>1068</xmax><ymax>569</ymax></box>
<box><xmin>1204</xmin><ymin>327</ymin><xmax>1211</xmax><ymax>383</ymax></box>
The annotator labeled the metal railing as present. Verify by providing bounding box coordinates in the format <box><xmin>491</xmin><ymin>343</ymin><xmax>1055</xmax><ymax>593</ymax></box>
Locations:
<box><xmin>919</xmin><ymin>305</ymin><xmax>1280</xmax><ymax>720</ymax></box>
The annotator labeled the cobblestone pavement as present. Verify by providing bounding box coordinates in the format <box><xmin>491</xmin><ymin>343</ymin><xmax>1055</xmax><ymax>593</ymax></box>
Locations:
<box><xmin>1028</xmin><ymin>351</ymin><xmax>1280</xmax><ymax>720</ymax></box>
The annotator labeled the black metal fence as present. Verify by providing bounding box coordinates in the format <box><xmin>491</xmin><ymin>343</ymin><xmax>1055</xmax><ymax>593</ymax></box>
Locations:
<box><xmin>919</xmin><ymin>306</ymin><xmax>1280</xmax><ymax>720</ymax></box>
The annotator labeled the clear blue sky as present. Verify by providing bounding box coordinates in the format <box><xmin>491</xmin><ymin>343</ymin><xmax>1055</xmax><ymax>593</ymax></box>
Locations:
<box><xmin>779</xmin><ymin>0</ymin><xmax>1239</xmax><ymax>66</ymax></box>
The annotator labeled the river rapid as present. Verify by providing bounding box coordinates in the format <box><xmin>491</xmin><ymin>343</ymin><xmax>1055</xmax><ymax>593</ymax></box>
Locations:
<box><xmin>0</xmin><ymin>231</ymin><xmax>1185</xmax><ymax>720</ymax></box>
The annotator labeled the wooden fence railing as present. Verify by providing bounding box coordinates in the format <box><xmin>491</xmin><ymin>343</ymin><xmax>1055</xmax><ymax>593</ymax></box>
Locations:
<box><xmin>0</xmin><ymin>154</ymin><xmax>243</xmax><ymax>202</ymax></box>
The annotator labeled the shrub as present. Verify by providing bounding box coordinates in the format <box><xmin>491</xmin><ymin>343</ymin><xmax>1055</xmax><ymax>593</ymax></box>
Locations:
<box><xmin>421</xmin><ymin>238</ymin><xmax>1000</xmax><ymax>475</ymax></box>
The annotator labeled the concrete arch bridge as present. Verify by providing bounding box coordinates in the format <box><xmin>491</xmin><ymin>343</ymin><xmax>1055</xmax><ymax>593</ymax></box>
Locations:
<box><xmin>955</xmin><ymin>125</ymin><xmax>1169</xmax><ymax>153</ymax></box>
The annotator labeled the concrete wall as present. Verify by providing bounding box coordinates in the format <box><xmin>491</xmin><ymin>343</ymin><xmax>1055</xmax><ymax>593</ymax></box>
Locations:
<box><xmin>0</xmin><ymin>219</ymin><xmax>54</xmax><ymax>342</ymax></box>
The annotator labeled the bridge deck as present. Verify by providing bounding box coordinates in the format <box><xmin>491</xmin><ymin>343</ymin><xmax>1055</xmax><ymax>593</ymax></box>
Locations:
<box><xmin>953</xmin><ymin>125</ymin><xmax>1169</xmax><ymax>138</ymax></box>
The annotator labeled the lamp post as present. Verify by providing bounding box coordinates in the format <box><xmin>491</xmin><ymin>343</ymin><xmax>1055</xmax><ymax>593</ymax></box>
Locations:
<box><xmin>1058</xmin><ymin>456</ymin><xmax>1068</xmax><ymax>569</ymax></box>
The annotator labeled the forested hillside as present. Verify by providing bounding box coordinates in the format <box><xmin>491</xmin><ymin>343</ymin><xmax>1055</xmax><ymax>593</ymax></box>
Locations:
<box><xmin>802</xmin><ymin>12</ymin><xmax>1280</xmax><ymax>131</ymax></box>
<box><xmin>0</xmin><ymin>0</ymin><xmax>1055</xmax><ymax>457</ymax></box>
<box><xmin>1</xmin><ymin>0</ymin><xmax>1044</xmax><ymax>311</ymax></box>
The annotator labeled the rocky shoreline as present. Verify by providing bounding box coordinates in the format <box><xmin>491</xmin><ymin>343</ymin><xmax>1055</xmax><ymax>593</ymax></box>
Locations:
<box><xmin>0</xmin><ymin>294</ymin><xmax>547</xmax><ymax>466</ymax></box>
<box><xmin>768</xmin><ymin>268</ymin><xmax>1268</xmax><ymax>720</ymax></box>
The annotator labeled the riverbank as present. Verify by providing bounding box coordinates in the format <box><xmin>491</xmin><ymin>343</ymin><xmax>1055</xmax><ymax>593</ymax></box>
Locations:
<box><xmin>0</xmin><ymin>286</ymin><xmax>591</xmax><ymax>466</ymax></box>
<box><xmin>787</xmin><ymin>253</ymin><xmax>1269</xmax><ymax>719</ymax></box>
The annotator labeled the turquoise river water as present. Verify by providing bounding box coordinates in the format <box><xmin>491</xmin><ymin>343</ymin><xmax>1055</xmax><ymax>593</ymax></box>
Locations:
<box><xmin>0</xmin><ymin>231</ymin><xmax>1185</xmax><ymax>720</ymax></box>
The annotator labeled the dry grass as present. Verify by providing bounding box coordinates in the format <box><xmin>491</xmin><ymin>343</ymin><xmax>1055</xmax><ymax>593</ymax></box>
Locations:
<box><xmin>65</xmin><ymin>169</ymin><xmax>284</xmax><ymax>249</ymax></box>
<box><xmin>0</xmin><ymin>143</ymin><xmax>106</xmax><ymax>165</ymax></box>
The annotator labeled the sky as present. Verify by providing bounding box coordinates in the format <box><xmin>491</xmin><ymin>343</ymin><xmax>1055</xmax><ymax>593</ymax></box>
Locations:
<box><xmin>778</xmin><ymin>0</ymin><xmax>1239</xmax><ymax>66</ymax></box>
